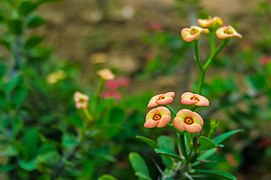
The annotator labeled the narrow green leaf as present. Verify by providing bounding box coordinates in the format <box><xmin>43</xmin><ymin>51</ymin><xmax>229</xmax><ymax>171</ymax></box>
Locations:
<box><xmin>154</xmin><ymin>148</ymin><xmax>182</xmax><ymax>161</ymax></box>
<box><xmin>136</xmin><ymin>136</ymin><xmax>157</xmax><ymax>149</ymax></box>
<box><xmin>98</xmin><ymin>174</ymin><xmax>117</xmax><ymax>180</ymax></box>
<box><xmin>23</xmin><ymin>127</ymin><xmax>39</xmax><ymax>159</ymax></box>
<box><xmin>129</xmin><ymin>152</ymin><xmax>150</xmax><ymax>179</ymax></box>
<box><xmin>25</xmin><ymin>35</ymin><xmax>44</xmax><ymax>48</ymax></box>
<box><xmin>198</xmin><ymin>136</ymin><xmax>216</xmax><ymax>151</ymax></box>
<box><xmin>198</xmin><ymin>148</ymin><xmax>217</xmax><ymax>161</ymax></box>
<box><xmin>26</xmin><ymin>15</ymin><xmax>46</xmax><ymax>28</ymax></box>
<box><xmin>194</xmin><ymin>169</ymin><xmax>236</xmax><ymax>180</ymax></box>
<box><xmin>135</xmin><ymin>172</ymin><xmax>152</xmax><ymax>180</ymax></box>
<box><xmin>213</xmin><ymin>129</ymin><xmax>244</xmax><ymax>144</ymax></box>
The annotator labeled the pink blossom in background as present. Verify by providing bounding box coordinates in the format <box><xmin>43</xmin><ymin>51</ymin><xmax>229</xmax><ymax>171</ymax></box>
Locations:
<box><xmin>105</xmin><ymin>77</ymin><xmax>130</xmax><ymax>90</ymax></box>
<box><xmin>101</xmin><ymin>91</ymin><xmax>122</xmax><ymax>100</ymax></box>
<box><xmin>260</xmin><ymin>56</ymin><xmax>271</xmax><ymax>65</ymax></box>
<box><xmin>147</xmin><ymin>21</ymin><xmax>164</xmax><ymax>32</ymax></box>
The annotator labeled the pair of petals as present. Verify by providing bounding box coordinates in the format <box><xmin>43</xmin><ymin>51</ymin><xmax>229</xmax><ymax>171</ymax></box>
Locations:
<box><xmin>181</xmin><ymin>26</ymin><xmax>209</xmax><ymax>42</ymax></box>
<box><xmin>181</xmin><ymin>92</ymin><xmax>209</xmax><ymax>106</ymax></box>
<box><xmin>144</xmin><ymin>106</ymin><xmax>171</xmax><ymax>128</ymax></box>
<box><xmin>173</xmin><ymin>109</ymin><xmax>204</xmax><ymax>133</ymax></box>
<box><xmin>147</xmin><ymin>92</ymin><xmax>175</xmax><ymax>108</ymax></box>
<box><xmin>216</xmin><ymin>26</ymin><xmax>242</xmax><ymax>39</ymax></box>
<box><xmin>74</xmin><ymin>91</ymin><xmax>89</xmax><ymax>109</ymax></box>
<box><xmin>198</xmin><ymin>16</ymin><xmax>223</xmax><ymax>28</ymax></box>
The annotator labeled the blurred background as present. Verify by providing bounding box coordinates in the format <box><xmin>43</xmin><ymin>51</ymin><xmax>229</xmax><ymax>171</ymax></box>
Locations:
<box><xmin>0</xmin><ymin>0</ymin><xmax>271</xmax><ymax>179</ymax></box>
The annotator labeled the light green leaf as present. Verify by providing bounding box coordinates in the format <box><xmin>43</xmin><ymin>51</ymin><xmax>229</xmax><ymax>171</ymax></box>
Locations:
<box><xmin>194</xmin><ymin>169</ymin><xmax>236</xmax><ymax>180</ymax></box>
<box><xmin>198</xmin><ymin>136</ymin><xmax>216</xmax><ymax>151</ymax></box>
<box><xmin>62</xmin><ymin>133</ymin><xmax>78</xmax><ymax>149</ymax></box>
<box><xmin>19</xmin><ymin>158</ymin><xmax>37</xmax><ymax>171</ymax></box>
<box><xmin>154</xmin><ymin>148</ymin><xmax>182</xmax><ymax>161</ymax></box>
<box><xmin>129</xmin><ymin>152</ymin><xmax>150</xmax><ymax>180</ymax></box>
<box><xmin>136</xmin><ymin>136</ymin><xmax>157</xmax><ymax>149</ymax></box>
<box><xmin>213</xmin><ymin>129</ymin><xmax>244</xmax><ymax>144</ymax></box>
<box><xmin>98</xmin><ymin>174</ymin><xmax>117</xmax><ymax>180</ymax></box>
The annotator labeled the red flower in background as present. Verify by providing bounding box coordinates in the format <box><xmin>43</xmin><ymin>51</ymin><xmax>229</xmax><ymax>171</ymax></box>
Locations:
<box><xmin>101</xmin><ymin>77</ymin><xmax>130</xmax><ymax>100</ymax></box>
<box><xmin>260</xmin><ymin>56</ymin><xmax>271</xmax><ymax>65</ymax></box>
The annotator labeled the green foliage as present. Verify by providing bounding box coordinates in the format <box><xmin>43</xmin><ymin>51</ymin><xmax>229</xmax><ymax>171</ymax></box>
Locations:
<box><xmin>129</xmin><ymin>152</ymin><xmax>151</xmax><ymax>180</ymax></box>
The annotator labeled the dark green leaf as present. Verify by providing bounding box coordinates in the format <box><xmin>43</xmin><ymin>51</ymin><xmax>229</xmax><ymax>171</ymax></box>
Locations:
<box><xmin>19</xmin><ymin>1</ymin><xmax>37</xmax><ymax>16</ymax></box>
<box><xmin>8</xmin><ymin>19</ymin><xmax>23</xmax><ymax>35</ymax></box>
<box><xmin>0</xmin><ymin>164</ymin><xmax>15</xmax><ymax>173</ymax></box>
<box><xmin>213</xmin><ymin>129</ymin><xmax>244</xmax><ymax>144</ymax></box>
<box><xmin>25</xmin><ymin>35</ymin><xmax>44</xmax><ymax>48</ymax></box>
<box><xmin>129</xmin><ymin>152</ymin><xmax>150</xmax><ymax>179</ymax></box>
<box><xmin>98</xmin><ymin>175</ymin><xmax>117</xmax><ymax>180</ymax></box>
<box><xmin>154</xmin><ymin>148</ymin><xmax>182</xmax><ymax>161</ymax></box>
<box><xmin>13</xmin><ymin>87</ymin><xmax>27</xmax><ymax>107</ymax></box>
<box><xmin>194</xmin><ymin>169</ymin><xmax>236</xmax><ymax>180</ymax></box>
<box><xmin>136</xmin><ymin>136</ymin><xmax>157</xmax><ymax>149</ymax></box>
<box><xmin>26</xmin><ymin>15</ymin><xmax>46</xmax><ymax>28</ymax></box>
<box><xmin>23</xmin><ymin>127</ymin><xmax>39</xmax><ymax>159</ymax></box>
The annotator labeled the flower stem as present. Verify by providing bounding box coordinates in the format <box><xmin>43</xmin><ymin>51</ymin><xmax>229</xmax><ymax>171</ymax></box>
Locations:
<box><xmin>197</xmin><ymin>39</ymin><xmax>229</xmax><ymax>94</ymax></box>
<box><xmin>209</xmin><ymin>28</ymin><xmax>216</xmax><ymax>54</ymax></box>
<box><xmin>193</xmin><ymin>40</ymin><xmax>203</xmax><ymax>71</ymax></box>
<box><xmin>178</xmin><ymin>132</ymin><xmax>188</xmax><ymax>161</ymax></box>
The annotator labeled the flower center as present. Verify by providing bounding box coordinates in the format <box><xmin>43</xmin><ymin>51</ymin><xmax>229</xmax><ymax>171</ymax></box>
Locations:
<box><xmin>184</xmin><ymin>117</ymin><xmax>194</xmax><ymax>125</ymax></box>
<box><xmin>79</xmin><ymin>98</ymin><xmax>86</xmax><ymax>103</ymax></box>
<box><xmin>158</xmin><ymin>95</ymin><xmax>165</xmax><ymax>100</ymax></box>
<box><xmin>224</xmin><ymin>28</ymin><xmax>233</xmax><ymax>35</ymax></box>
<box><xmin>190</xmin><ymin>96</ymin><xmax>200</xmax><ymax>101</ymax></box>
<box><xmin>153</xmin><ymin>114</ymin><xmax>162</xmax><ymax>121</ymax></box>
<box><xmin>190</xmin><ymin>28</ymin><xmax>199</xmax><ymax>35</ymax></box>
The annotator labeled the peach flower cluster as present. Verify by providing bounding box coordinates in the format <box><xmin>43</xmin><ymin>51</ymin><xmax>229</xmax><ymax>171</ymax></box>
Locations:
<box><xmin>144</xmin><ymin>92</ymin><xmax>209</xmax><ymax>133</ymax></box>
<box><xmin>180</xmin><ymin>16</ymin><xmax>242</xmax><ymax>42</ymax></box>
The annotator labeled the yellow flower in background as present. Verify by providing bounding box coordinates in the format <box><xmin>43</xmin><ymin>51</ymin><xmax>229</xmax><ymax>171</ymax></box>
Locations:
<box><xmin>97</xmin><ymin>68</ymin><xmax>115</xmax><ymax>80</ymax></box>
<box><xmin>74</xmin><ymin>92</ymin><xmax>89</xmax><ymax>109</ymax></box>
<box><xmin>198</xmin><ymin>16</ymin><xmax>223</xmax><ymax>28</ymax></box>
<box><xmin>46</xmin><ymin>70</ymin><xmax>66</xmax><ymax>84</ymax></box>
<box><xmin>89</xmin><ymin>53</ymin><xmax>107</xmax><ymax>64</ymax></box>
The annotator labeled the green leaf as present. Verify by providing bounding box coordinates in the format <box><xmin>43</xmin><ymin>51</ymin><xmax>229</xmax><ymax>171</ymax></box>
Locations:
<box><xmin>8</xmin><ymin>19</ymin><xmax>23</xmax><ymax>35</ymax></box>
<box><xmin>19</xmin><ymin>158</ymin><xmax>38</xmax><ymax>171</ymax></box>
<box><xmin>198</xmin><ymin>136</ymin><xmax>216</xmax><ymax>151</ymax></box>
<box><xmin>135</xmin><ymin>172</ymin><xmax>152</xmax><ymax>180</ymax></box>
<box><xmin>6</xmin><ymin>75</ymin><xmax>22</xmax><ymax>94</ymax></box>
<box><xmin>194</xmin><ymin>169</ymin><xmax>236</xmax><ymax>180</ymax></box>
<box><xmin>23</xmin><ymin>127</ymin><xmax>39</xmax><ymax>159</ymax></box>
<box><xmin>157</xmin><ymin>136</ymin><xmax>175</xmax><ymax>153</ymax></box>
<box><xmin>98</xmin><ymin>175</ymin><xmax>117</xmax><ymax>180</ymax></box>
<box><xmin>25</xmin><ymin>35</ymin><xmax>44</xmax><ymax>48</ymax></box>
<box><xmin>157</xmin><ymin>136</ymin><xmax>175</xmax><ymax>167</ymax></box>
<box><xmin>213</xmin><ymin>129</ymin><xmax>244</xmax><ymax>144</ymax></box>
<box><xmin>129</xmin><ymin>152</ymin><xmax>151</xmax><ymax>180</ymax></box>
<box><xmin>154</xmin><ymin>148</ymin><xmax>182</xmax><ymax>161</ymax></box>
<box><xmin>136</xmin><ymin>136</ymin><xmax>157</xmax><ymax>149</ymax></box>
<box><xmin>198</xmin><ymin>148</ymin><xmax>217</xmax><ymax>161</ymax></box>
<box><xmin>19</xmin><ymin>1</ymin><xmax>37</xmax><ymax>16</ymax></box>
<box><xmin>26</xmin><ymin>15</ymin><xmax>46</xmax><ymax>28</ymax></box>
<box><xmin>62</xmin><ymin>133</ymin><xmax>78</xmax><ymax>149</ymax></box>
<box><xmin>0</xmin><ymin>164</ymin><xmax>15</xmax><ymax>173</ymax></box>
<box><xmin>13</xmin><ymin>87</ymin><xmax>27</xmax><ymax>107</ymax></box>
